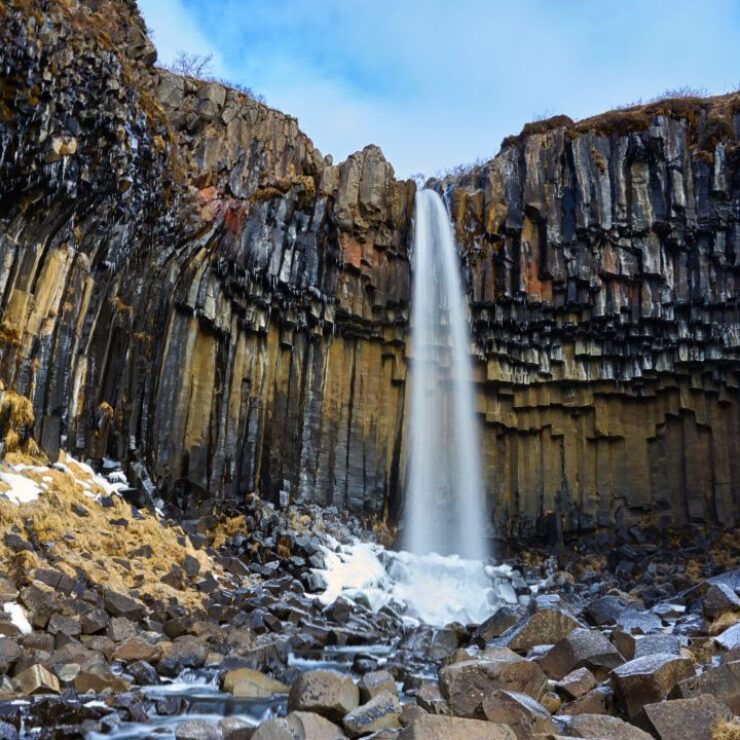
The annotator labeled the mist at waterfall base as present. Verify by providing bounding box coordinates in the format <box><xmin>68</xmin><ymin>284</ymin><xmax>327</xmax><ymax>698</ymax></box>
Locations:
<box><xmin>314</xmin><ymin>191</ymin><xmax>510</xmax><ymax>628</ymax></box>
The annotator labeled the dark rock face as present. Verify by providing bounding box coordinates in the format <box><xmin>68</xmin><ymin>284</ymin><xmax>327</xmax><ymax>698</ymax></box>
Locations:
<box><xmin>1</xmin><ymin>0</ymin><xmax>739</xmax><ymax>537</ymax></box>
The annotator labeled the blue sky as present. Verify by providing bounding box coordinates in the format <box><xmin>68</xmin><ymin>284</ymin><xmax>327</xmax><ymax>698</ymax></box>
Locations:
<box><xmin>138</xmin><ymin>0</ymin><xmax>740</xmax><ymax>178</ymax></box>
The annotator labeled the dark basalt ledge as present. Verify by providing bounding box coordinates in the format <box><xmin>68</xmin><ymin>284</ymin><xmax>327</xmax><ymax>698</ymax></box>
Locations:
<box><xmin>0</xmin><ymin>0</ymin><xmax>739</xmax><ymax>540</ymax></box>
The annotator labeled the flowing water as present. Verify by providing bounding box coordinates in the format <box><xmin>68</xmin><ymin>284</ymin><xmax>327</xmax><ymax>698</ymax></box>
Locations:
<box><xmin>406</xmin><ymin>188</ymin><xmax>487</xmax><ymax>559</ymax></box>
<box><xmin>315</xmin><ymin>538</ymin><xmax>518</xmax><ymax>627</ymax></box>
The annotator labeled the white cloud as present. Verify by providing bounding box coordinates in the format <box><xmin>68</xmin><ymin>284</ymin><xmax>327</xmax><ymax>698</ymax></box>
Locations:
<box><xmin>137</xmin><ymin>0</ymin><xmax>226</xmax><ymax>75</ymax></box>
<box><xmin>138</xmin><ymin>0</ymin><xmax>740</xmax><ymax>178</ymax></box>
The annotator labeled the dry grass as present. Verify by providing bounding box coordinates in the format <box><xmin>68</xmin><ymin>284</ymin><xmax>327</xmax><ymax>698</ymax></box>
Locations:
<box><xmin>0</xmin><ymin>387</ymin><xmax>45</xmax><ymax>459</ymax></box>
<box><xmin>713</xmin><ymin>721</ymin><xmax>740</xmax><ymax>740</ymax></box>
<box><xmin>209</xmin><ymin>515</ymin><xmax>246</xmax><ymax>549</ymax></box>
<box><xmin>0</xmin><ymin>452</ymin><xmax>221</xmax><ymax>610</ymax></box>
<box><xmin>709</xmin><ymin>610</ymin><xmax>740</xmax><ymax>636</ymax></box>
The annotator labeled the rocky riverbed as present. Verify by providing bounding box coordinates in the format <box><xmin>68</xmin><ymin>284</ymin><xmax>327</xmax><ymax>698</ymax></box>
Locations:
<box><xmin>0</xmin><ymin>456</ymin><xmax>738</xmax><ymax>739</ymax></box>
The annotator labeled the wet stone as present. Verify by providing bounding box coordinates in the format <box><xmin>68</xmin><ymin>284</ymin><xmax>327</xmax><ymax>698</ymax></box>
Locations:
<box><xmin>175</xmin><ymin>718</ymin><xmax>222</xmax><ymax>740</ymax></box>
<box><xmin>222</xmin><ymin>667</ymin><xmax>289</xmax><ymax>697</ymax></box>
<box><xmin>343</xmin><ymin>691</ymin><xmax>402</xmax><ymax>737</ymax></box>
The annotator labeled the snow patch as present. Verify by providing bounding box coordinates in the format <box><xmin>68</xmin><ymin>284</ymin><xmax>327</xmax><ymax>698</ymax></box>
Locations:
<box><xmin>3</xmin><ymin>602</ymin><xmax>32</xmax><ymax>635</ymax></box>
<box><xmin>0</xmin><ymin>470</ymin><xmax>42</xmax><ymax>504</ymax></box>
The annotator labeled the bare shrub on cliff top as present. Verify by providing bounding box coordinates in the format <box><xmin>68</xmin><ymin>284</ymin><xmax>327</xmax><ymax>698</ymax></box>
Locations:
<box><xmin>163</xmin><ymin>51</ymin><xmax>266</xmax><ymax>104</ymax></box>
<box><xmin>652</xmin><ymin>85</ymin><xmax>708</xmax><ymax>101</ymax></box>
<box><xmin>168</xmin><ymin>51</ymin><xmax>214</xmax><ymax>78</ymax></box>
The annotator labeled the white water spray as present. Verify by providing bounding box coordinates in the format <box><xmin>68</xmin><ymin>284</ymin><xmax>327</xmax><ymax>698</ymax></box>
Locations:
<box><xmin>405</xmin><ymin>189</ymin><xmax>487</xmax><ymax>559</ymax></box>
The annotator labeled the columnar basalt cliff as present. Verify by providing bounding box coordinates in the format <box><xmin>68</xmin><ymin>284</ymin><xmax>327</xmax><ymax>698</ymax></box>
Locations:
<box><xmin>447</xmin><ymin>105</ymin><xmax>740</xmax><ymax>538</ymax></box>
<box><xmin>1</xmin><ymin>0</ymin><xmax>739</xmax><ymax>539</ymax></box>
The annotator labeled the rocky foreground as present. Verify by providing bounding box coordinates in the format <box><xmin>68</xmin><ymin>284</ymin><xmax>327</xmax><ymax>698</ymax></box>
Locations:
<box><xmin>0</xmin><ymin>455</ymin><xmax>738</xmax><ymax>738</ymax></box>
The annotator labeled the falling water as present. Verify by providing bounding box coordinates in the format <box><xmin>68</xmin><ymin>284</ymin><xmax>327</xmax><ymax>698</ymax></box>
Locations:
<box><xmin>405</xmin><ymin>189</ymin><xmax>487</xmax><ymax>559</ymax></box>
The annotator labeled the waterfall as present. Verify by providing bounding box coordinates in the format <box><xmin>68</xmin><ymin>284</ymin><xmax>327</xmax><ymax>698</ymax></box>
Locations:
<box><xmin>405</xmin><ymin>189</ymin><xmax>487</xmax><ymax>560</ymax></box>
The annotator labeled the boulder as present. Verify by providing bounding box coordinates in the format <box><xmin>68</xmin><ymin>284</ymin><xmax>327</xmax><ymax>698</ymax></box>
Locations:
<box><xmin>46</xmin><ymin>614</ymin><xmax>81</xmax><ymax>637</ymax></box>
<box><xmin>358</xmin><ymin>669</ymin><xmax>396</xmax><ymax>702</ymax></box>
<box><xmin>674</xmin><ymin>660</ymin><xmax>740</xmax><ymax>713</ymax></box>
<box><xmin>702</xmin><ymin>584</ymin><xmax>740</xmax><ymax>619</ymax></box>
<box><xmin>343</xmin><ymin>691</ymin><xmax>401</xmax><ymax>737</ymax></box>
<box><xmin>586</xmin><ymin>595</ymin><xmax>634</xmax><ymax>625</ymax></box>
<box><xmin>611</xmin><ymin>653</ymin><xmax>695</xmax><ymax>718</ymax></box>
<box><xmin>471</xmin><ymin>607</ymin><xmax>519</xmax><ymax>646</ymax></box>
<box><xmin>714</xmin><ymin>623</ymin><xmax>740</xmax><ymax>651</ymax></box>
<box><xmin>19</xmin><ymin>584</ymin><xmax>60</xmax><ymax>628</ymax></box>
<box><xmin>399</xmin><ymin>714</ymin><xmax>517</xmax><ymax>739</ymax></box>
<box><xmin>559</xmin><ymin>685</ymin><xmax>615</xmax><ymax>715</ymax></box>
<box><xmin>157</xmin><ymin>638</ymin><xmax>209</xmax><ymax>677</ymax></box>
<box><xmin>218</xmin><ymin>717</ymin><xmax>254</xmax><ymax>740</ymax></box>
<box><xmin>253</xmin><ymin>712</ymin><xmax>345</xmax><ymax>740</ymax></box>
<box><xmin>615</xmin><ymin>609</ymin><xmax>662</xmax><ymax>635</ymax></box>
<box><xmin>288</xmin><ymin>670</ymin><xmax>359</xmax><ymax>722</ymax></box>
<box><xmin>0</xmin><ymin>639</ymin><xmax>21</xmax><ymax>674</ymax></box>
<box><xmin>14</xmin><ymin>664</ymin><xmax>60</xmax><ymax>695</ymax></box>
<box><xmin>612</xmin><ymin>631</ymin><xmax>681</xmax><ymax>660</ymax></box>
<box><xmin>539</xmin><ymin>628</ymin><xmax>624</xmax><ymax>679</ymax></box>
<box><xmin>102</xmin><ymin>589</ymin><xmax>145</xmax><ymax>621</ymax></box>
<box><xmin>112</xmin><ymin>636</ymin><xmax>162</xmax><ymax>663</ymax></box>
<box><xmin>415</xmin><ymin>683</ymin><xmax>449</xmax><ymax>715</ymax></box>
<box><xmin>127</xmin><ymin>660</ymin><xmax>160</xmax><ymax>686</ymax></box>
<box><xmin>479</xmin><ymin>690</ymin><xmax>557</xmax><ymax>739</ymax></box>
<box><xmin>74</xmin><ymin>666</ymin><xmax>130</xmax><ymax>693</ymax></box>
<box><xmin>175</xmin><ymin>719</ymin><xmax>222</xmax><ymax>740</ymax></box>
<box><xmin>564</xmin><ymin>713</ymin><xmax>653</xmax><ymax>739</ymax></box>
<box><xmin>643</xmin><ymin>694</ymin><xmax>733</xmax><ymax>740</ymax></box>
<box><xmin>439</xmin><ymin>658</ymin><xmax>547</xmax><ymax>717</ymax></box>
<box><xmin>555</xmin><ymin>667</ymin><xmax>597</xmax><ymax>699</ymax></box>
<box><xmin>222</xmin><ymin>668</ymin><xmax>289</xmax><ymax>698</ymax></box>
<box><xmin>80</xmin><ymin>608</ymin><xmax>109</xmax><ymax>635</ymax></box>
<box><xmin>499</xmin><ymin>609</ymin><xmax>580</xmax><ymax>652</ymax></box>
<box><xmin>108</xmin><ymin>617</ymin><xmax>138</xmax><ymax>642</ymax></box>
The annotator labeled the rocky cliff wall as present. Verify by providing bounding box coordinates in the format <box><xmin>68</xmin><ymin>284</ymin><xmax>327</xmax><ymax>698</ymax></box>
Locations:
<box><xmin>448</xmin><ymin>105</ymin><xmax>740</xmax><ymax>537</ymax></box>
<box><xmin>1</xmin><ymin>0</ymin><xmax>738</xmax><ymax>539</ymax></box>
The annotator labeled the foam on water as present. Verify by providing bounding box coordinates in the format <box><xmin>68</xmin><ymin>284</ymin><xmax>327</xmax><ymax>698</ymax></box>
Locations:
<box><xmin>316</xmin><ymin>538</ymin><xmax>518</xmax><ymax>627</ymax></box>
